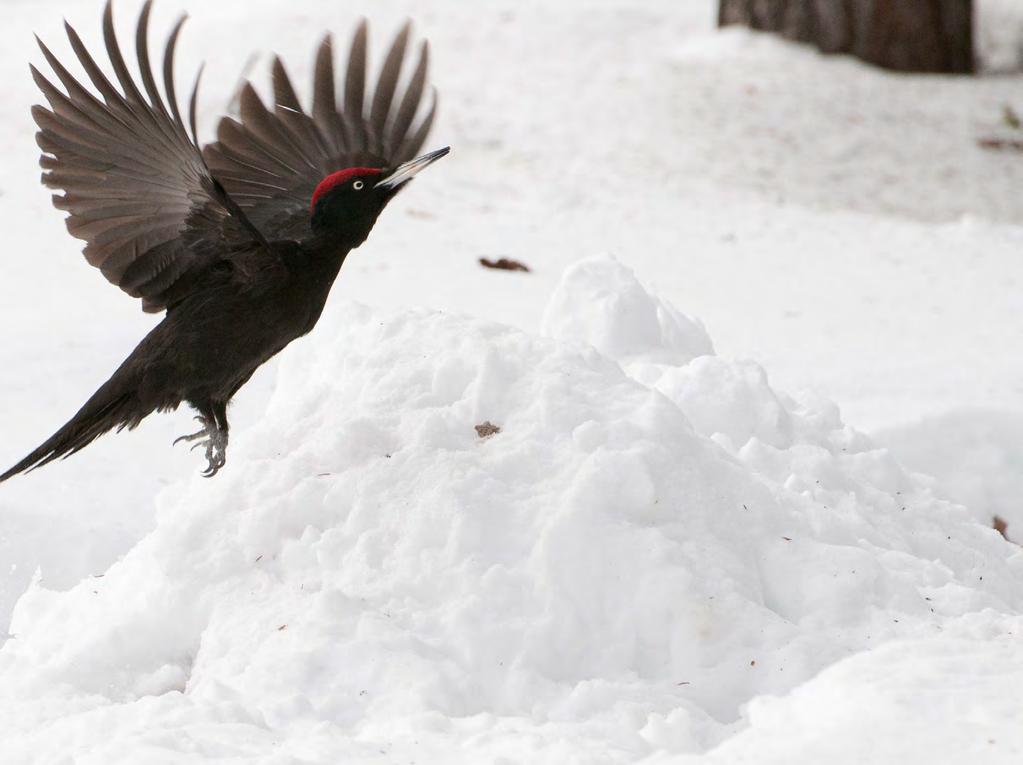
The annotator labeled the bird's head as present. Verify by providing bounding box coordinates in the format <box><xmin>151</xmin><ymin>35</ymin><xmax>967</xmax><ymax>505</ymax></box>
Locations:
<box><xmin>309</xmin><ymin>146</ymin><xmax>449</xmax><ymax>248</ymax></box>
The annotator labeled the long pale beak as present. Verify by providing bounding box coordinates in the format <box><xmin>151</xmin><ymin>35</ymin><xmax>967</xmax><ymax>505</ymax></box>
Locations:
<box><xmin>375</xmin><ymin>146</ymin><xmax>450</xmax><ymax>189</ymax></box>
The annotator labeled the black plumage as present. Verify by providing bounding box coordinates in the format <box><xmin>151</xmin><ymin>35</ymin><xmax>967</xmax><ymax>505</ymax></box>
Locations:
<box><xmin>1</xmin><ymin>1</ymin><xmax>447</xmax><ymax>481</ymax></box>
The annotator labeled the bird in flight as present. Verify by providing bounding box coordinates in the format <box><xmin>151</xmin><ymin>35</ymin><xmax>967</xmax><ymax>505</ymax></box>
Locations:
<box><xmin>0</xmin><ymin>1</ymin><xmax>447</xmax><ymax>481</ymax></box>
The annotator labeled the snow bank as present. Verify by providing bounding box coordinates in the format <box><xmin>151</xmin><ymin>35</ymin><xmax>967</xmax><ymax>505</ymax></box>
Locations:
<box><xmin>5</xmin><ymin>0</ymin><xmax>1023</xmax><ymax>646</ymax></box>
<box><xmin>1</xmin><ymin>259</ymin><xmax>1021</xmax><ymax>763</ymax></box>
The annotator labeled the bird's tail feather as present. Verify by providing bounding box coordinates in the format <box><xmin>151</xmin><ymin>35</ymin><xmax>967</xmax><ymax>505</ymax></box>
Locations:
<box><xmin>0</xmin><ymin>376</ymin><xmax>141</xmax><ymax>483</ymax></box>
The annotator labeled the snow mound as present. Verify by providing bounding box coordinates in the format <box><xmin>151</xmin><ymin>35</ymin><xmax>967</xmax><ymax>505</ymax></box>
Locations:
<box><xmin>1</xmin><ymin>259</ymin><xmax>1020</xmax><ymax>763</ymax></box>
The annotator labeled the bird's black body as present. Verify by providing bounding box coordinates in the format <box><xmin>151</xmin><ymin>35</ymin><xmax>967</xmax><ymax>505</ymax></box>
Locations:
<box><xmin>0</xmin><ymin>2</ymin><xmax>446</xmax><ymax>481</ymax></box>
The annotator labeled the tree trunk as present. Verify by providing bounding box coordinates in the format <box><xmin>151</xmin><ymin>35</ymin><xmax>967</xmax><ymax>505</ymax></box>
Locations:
<box><xmin>718</xmin><ymin>0</ymin><xmax>974</xmax><ymax>74</ymax></box>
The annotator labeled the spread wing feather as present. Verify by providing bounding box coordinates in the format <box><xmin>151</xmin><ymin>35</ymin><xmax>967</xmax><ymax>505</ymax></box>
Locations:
<box><xmin>31</xmin><ymin>0</ymin><xmax>261</xmax><ymax>313</ymax></box>
<box><xmin>204</xmin><ymin>20</ymin><xmax>436</xmax><ymax>241</ymax></box>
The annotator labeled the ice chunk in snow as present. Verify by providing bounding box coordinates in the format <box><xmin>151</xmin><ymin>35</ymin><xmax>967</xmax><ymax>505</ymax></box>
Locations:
<box><xmin>542</xmin><ymin>255</ymin><xmax>714</xmax><ymax>366</ymax></box>
<box><xmin>634</xmin><ymin>356</ymin><xmax>801</xmax><ymax>451</ymax></box>
<box><xmin>0</xmin><ymin>259</ymin><xmax>1020</xmax><ymax>763</ymax></box>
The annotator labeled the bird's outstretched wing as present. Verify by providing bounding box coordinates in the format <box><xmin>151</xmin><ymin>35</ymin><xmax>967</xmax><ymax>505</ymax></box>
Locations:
<box><xmin>203</xmin><ymin>20</ymin><xmax>436</xmax><ymax>241</ymax></box>
<box><xmin>31</xmin><ymin>0</ymin><xmax>264</xmax><ymax>314</ymax></box>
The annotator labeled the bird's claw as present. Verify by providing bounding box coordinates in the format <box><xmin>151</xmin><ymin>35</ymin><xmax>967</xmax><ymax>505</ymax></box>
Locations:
<box><xmin>173</xmin><ymin>415</ymin><xmax>211</xmax><ymax>445</ymax></box>
<box><xmin>173</xmin><ymin>415</ymin><xmax>228</xmax><ymax>477</ymax></box>
<box><xmin>200</xmin><ymin>426</ymin><xmax>228</xmax><ymax>477</ymax></box>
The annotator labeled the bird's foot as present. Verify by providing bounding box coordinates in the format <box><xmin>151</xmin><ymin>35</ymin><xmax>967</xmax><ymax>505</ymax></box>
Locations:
<box><xmin>196</xmin><ymin>428</ymin><xmax>228</xmax><ymax>477</ymax></box>
<box><xmin>173</xmin><ymin>416</ymin><xmax>229</xmax><ymax>477</ymax></box>
<box><xmin>173</xmin><ymin>415</ymin><xmax>213</xmax><ymax>446</ymax></box>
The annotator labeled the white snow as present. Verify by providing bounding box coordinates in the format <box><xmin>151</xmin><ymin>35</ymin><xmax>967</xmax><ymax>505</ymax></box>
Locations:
<box><xmin>1</xmin><ymin>259</ymin><xmax>1021</xmax><ymax>762</ymax></box>
<box><xmin>1</xmin><ymin>0</ymin><xmax>1022</xmax><ymax>762</ymax></box>
<box><xmin>681</xmin><ymin>636</ymin><xmax>1023</xmax><ymax>764</ymax></box>
<box><xmin>876</xmin><ymin>410</ymin><xmax>1023</xmax><ymax>537</ymax></box>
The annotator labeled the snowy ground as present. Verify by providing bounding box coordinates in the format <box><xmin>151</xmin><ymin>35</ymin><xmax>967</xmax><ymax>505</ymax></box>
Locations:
<box><xmin>1</xmin><ymin>0</ymin><xmax>1022</xmax><ymax>762</ymax></box>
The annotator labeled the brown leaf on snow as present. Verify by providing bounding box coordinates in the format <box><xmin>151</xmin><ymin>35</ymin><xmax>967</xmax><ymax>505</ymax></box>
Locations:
<box><xmin>993</xmin><ymin>515</ymin><xmax>1015</xmax><ymax>544</ymax></box>
<box><xmin>475</xmin><ymin>422</ymin><xmax>501</xmax><ymax>439</ymax></box>
<box><xmin>479</xmin><ymin>257</ymin><xmax>530</xmax><ymax>272</ymax></box>
<box><xmin>978</xmin><ymin>137</ymin><xmax>1023</xmax><ymax>153</ymax></box>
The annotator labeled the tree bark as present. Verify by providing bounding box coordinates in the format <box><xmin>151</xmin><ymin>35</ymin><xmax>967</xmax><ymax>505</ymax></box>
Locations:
<box><xmin>718</xmin><ymin>0</ymin><xmax>974</xmax><ymax>74</ymax></box>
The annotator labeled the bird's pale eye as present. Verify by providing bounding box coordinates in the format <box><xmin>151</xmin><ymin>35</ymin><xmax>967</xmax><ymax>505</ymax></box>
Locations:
<box><xmin>353</xmin><ymin>180</ymin><xmax>365</xmax><ymax>190</ymax></box>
